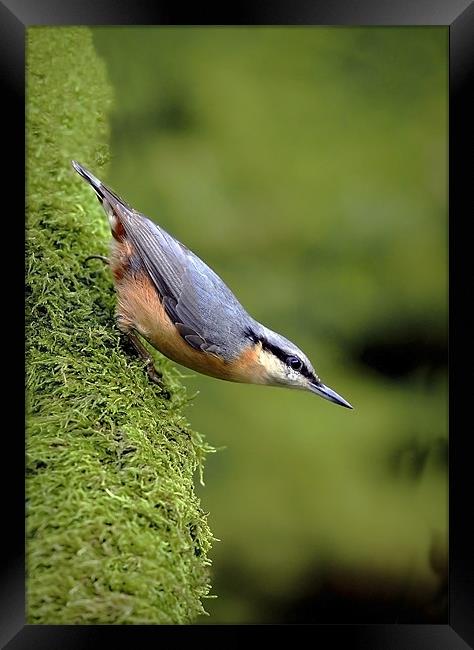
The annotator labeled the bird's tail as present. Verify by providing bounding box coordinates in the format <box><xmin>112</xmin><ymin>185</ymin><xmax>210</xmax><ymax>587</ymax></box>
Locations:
<box><xmin>72</xmin><ymin>160</ymin><xmax>132</xmax><ymax>239</ymax></box>
<box><xmin>72</xmin><ymin>161</ymin><xmax>130</xmax><ymax>207</ymax></box>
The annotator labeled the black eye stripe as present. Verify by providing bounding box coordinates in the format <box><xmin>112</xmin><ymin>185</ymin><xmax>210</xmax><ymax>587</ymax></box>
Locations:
<box><xmin>244</xmin><ymin>327</ymin><xmax>314</xmax><ymax>380</ymax></box>
<box><xmin>244</xmin><ymin>327</ymin><xmax>288</xmax><ymax>363</ymax></box>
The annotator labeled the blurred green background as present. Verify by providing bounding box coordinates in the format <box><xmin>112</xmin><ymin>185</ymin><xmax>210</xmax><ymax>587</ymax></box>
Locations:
<box><xmin>92</xmin><ymin>27</ymin><xmax>447</xmax><ymax>624</ymax></box>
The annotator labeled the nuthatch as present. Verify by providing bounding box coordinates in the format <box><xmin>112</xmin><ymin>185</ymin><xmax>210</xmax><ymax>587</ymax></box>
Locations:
<box><xmin>72</xmin><ymin>161</ymin><xmax>352</xmax><ymax>409</ymax></box>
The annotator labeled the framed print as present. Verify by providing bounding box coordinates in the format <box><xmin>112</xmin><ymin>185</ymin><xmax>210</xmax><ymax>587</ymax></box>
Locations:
<box><xmin>3</xmin><ymin>0</ymin><xmax>473</xmax><ymax>647</ymax></box>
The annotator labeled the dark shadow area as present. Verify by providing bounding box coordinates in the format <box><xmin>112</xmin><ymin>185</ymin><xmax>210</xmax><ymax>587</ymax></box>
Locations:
<box><xmin>353</xmin><ymin>324</ymin><xmax>447</xmax><ymax>380</ymax></box>
<box><xmin>271</xmin><ymin>569</ymin><xmax>448</xmax><ymax>624</ymax></box>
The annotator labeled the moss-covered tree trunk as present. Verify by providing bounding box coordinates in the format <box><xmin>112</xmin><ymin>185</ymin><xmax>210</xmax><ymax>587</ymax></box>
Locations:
<box><xmin>26</xmin><ymin>27</ymin><xmax>213</xmax><ymax>624</ymax></box>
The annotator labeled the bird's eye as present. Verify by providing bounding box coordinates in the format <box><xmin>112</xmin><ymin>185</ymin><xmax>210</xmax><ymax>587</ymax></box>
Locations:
<box><xmin>287</xmin><ymin>355</ymin><xmax>303</xmax><ymax>371</ymax></box>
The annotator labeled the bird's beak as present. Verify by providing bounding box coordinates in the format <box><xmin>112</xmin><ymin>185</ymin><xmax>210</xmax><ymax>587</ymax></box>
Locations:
<box><xmin>308</xmin><ymin>381</ymin><xmax>353</xmax><ymax>409</ymax></box>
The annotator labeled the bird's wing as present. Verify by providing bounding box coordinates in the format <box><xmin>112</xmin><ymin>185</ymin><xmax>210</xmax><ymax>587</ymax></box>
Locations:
<box><xmin>117</xmin><ymin>206</ymin><xmax>246</xmax><ymax>360</ymax></box>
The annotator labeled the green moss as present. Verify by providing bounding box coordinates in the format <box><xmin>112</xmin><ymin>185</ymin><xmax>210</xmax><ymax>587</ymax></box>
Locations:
<box><xmin>26</xmin><ymin>27</ymin><xmax>214</xmax><ymax>625</ymax></box>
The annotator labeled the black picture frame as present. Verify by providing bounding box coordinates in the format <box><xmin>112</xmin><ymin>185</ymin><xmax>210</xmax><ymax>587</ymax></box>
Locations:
<box><xmin>4</xmin><ymin>0</ymin><xmax>473</xmax><ymax>646</ymax></box>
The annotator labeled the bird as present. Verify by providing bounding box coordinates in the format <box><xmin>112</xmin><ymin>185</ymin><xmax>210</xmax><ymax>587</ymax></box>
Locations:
<box><xmin>72</xmin><ymin>160</ymin><xmax>353</xmax><ymax>409</ymax></box>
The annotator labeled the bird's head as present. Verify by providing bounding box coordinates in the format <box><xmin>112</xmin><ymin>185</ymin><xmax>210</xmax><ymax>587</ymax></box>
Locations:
<box><xmin>244</xmin><ymin>325</ymin><xmax>353</xmax><ymax>409</ymax></box>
